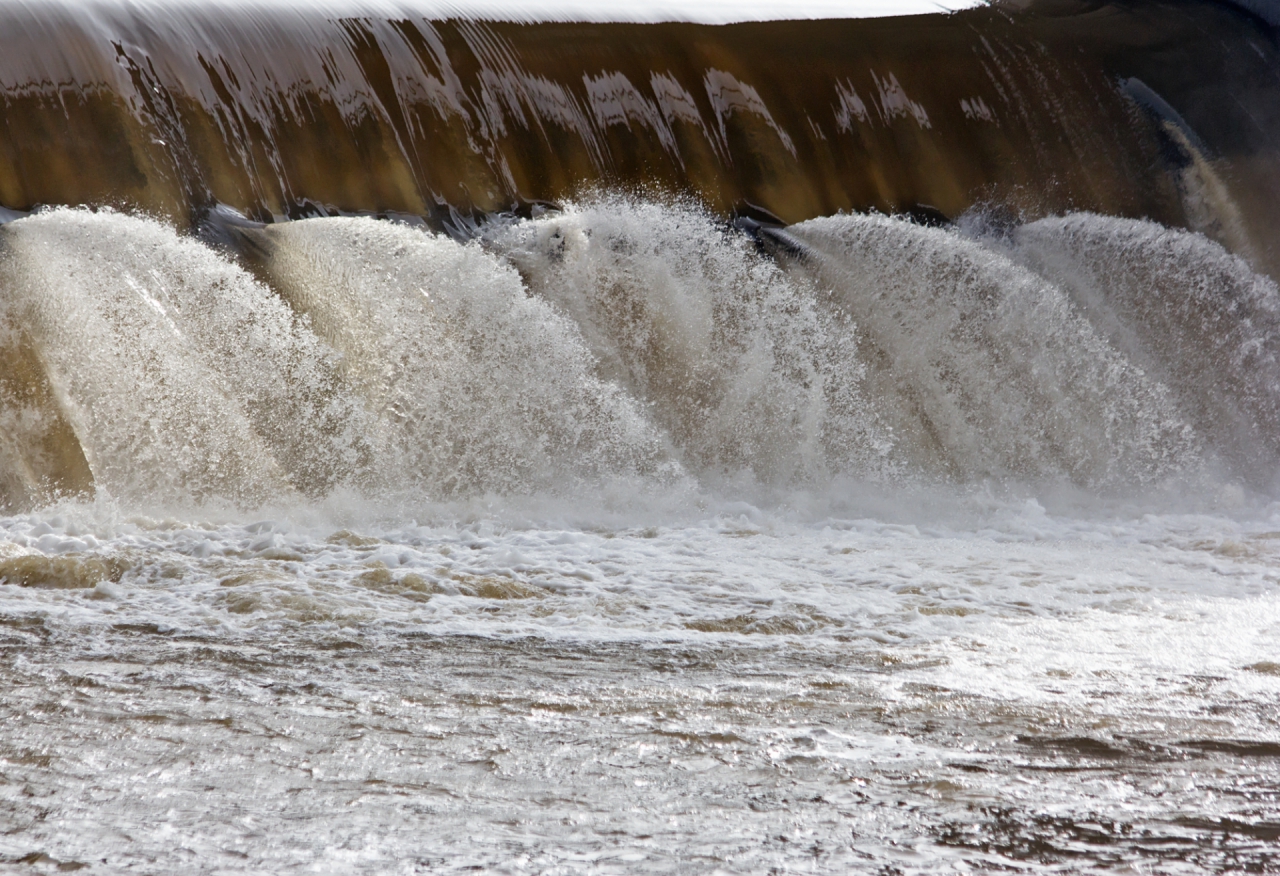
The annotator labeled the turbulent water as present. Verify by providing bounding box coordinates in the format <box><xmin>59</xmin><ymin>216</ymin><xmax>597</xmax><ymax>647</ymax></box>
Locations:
<box><xmin>10</xmin><ymin>197</ymin><xmax>1279</xmax><ymax>507</ymax></box>
<box><xmin>2</xmin><ymin>197</ymin><xmax>1279</xmax><ymax>873</ymax></box>
<box><xmin>4</xmin><ymin>0</ymin><xmax>1280</xmax><ymax>872</ymax></box>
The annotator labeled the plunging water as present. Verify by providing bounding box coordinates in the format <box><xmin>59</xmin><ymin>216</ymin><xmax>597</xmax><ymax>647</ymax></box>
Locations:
<box><xmin>2</xmin><ymin>196</ymin><xmax>1279</xmax><ymax>872</ymax></box>
<box><xmin>3</xmin><ymin>1</ymin><xmax>1280</xmax><ymax>872</ymax></box>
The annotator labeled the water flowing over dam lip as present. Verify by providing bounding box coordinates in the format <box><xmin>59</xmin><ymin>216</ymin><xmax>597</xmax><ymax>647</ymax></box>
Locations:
<box><xmin>2</xmin><ymin>0</ymin><xmax>1278</xmax><ymax>275</ymax></box>
<box><xmin>3</xmin><ymin>1</ymin><xmax>1280</xmax><ymax>873</ymax></box>
<box><xmin>49</xmin><ymin>0</ymin><xmax>988</xmax><ymax>22</ymax></box>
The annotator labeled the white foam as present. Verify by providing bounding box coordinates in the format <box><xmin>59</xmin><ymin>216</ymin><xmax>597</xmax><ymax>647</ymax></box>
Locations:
<box><xmin>2</xmin><ymin>197</ymin><xmax>1279</xmax><ymax>868</ymax></box>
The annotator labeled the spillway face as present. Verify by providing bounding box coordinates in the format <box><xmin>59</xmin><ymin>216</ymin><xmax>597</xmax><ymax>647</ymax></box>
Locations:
<box><xmin>0</xmin><ymin>312</ymin><xmax>93</xmax><ymax>511</ymax></box>
<box><xmin>9</xmin><ymin>0</ymin><xmax>1280</xmax><ymax>250</ymax></box>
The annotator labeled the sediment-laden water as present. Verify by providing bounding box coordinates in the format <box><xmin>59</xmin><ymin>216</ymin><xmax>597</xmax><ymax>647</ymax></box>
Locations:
<box><xmin>3</xmin><ymin>0</ymin><xmax>1280</xmax><ymax>872</ymax></box>
<box><xmin>1</xmin><ymin>198</ymin><xmax>1278</xmax><ymax>873</ymax></box>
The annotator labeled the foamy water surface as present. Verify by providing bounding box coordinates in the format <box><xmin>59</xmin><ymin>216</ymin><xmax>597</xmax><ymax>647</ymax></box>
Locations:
<box><xmin>2</xmin><ymin>199</ymin><xmax>1280</xmax><ymax>872</ymax></box>
<box><xmin>2</xmin><ymin>489</ymin><xmax>1280</xmax><ymax>873</ymax></box>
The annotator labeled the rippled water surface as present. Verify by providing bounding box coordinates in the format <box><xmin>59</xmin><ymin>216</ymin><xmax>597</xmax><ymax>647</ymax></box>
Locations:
<box><xmin>2</xmin><ymin>494</ymin><xmax>1279</xmax><ymax>873</ymax></box>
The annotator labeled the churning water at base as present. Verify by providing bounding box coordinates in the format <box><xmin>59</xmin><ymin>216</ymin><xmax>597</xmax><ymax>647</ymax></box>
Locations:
<box><xmin>8</xmin><ymin>195</ymin><xmax>1278</xmax><ymax>508</ymax></box>
<box><xmin>2</xmin><ymin>197</ymin><xmax>1279</xmax><ymax>872</ymax></box>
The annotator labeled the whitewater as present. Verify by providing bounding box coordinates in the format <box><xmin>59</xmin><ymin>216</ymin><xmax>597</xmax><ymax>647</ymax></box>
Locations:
<box><xmin>0</xmin><ymin>196</ymin><xmax>1277</xmax><ymax>872</ymax></box>
<box><xmin>3</xmin><ymin>0</ymin><xmax>1280</xmax><ymax>870</ymax></box>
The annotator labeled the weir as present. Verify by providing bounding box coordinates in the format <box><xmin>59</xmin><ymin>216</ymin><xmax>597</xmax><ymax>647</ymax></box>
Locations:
<box><xmin>7</xmin><ymin>7</ymin><xmax>1280</xmax><ymax>869</ymax></box>
<box><xmin>1</xmin><ymin>0</ymin><xmax>1280</xmax><ymax>511</ymax></box>
<box><xmin>0</xmin><ymin>1</ymin><xmax>1277</xmax><ymax>262</ymax></box>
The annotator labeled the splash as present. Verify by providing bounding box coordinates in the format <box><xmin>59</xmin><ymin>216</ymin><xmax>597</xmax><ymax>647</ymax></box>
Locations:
<box><xmin>0</xmin><ymin>208</ymin><xmax>339</xmax><ymax>508</ymax></box>
<box><xmin>787</xmin><ymin>213</ymin><xmax>1199</xmax><ymax>486</ymax></box>
<box><xmin>486</xmin><ymin>197</ymin><xmax>890</xmax><ymax>485</ymax></box>
<box><xmin>4</xmin><ymin>198</ymin><xmax>1279</xmax><ymax>513</ymax></box>
<box><xmin>255</xmin><ymin>216</ymin><xmax>676</xmax><ymax>497</ymax></box>
<box><xmin>1000</xmin><ymin>213</ymin><xmax>1280</xmax><ymax>486</ymax></box>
